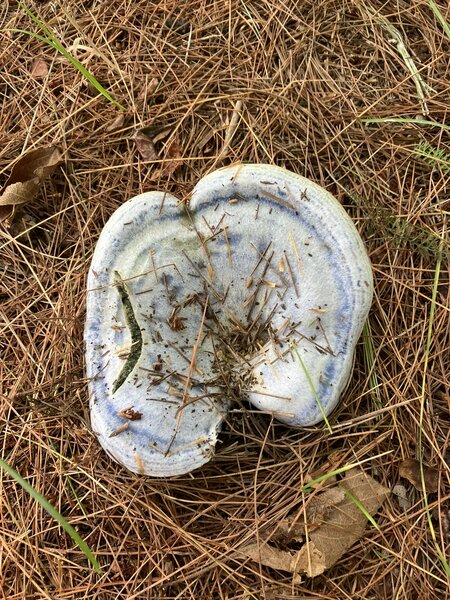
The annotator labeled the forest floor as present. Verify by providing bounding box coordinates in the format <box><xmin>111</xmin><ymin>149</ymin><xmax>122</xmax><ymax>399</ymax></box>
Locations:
<box><xmin>0</xmin><ymin>0</ymin><xmax>449</xmax><ymax>598</ymax></box>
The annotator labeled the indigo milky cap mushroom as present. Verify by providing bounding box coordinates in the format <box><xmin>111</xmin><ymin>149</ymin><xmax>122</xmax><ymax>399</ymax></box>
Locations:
<box><xmin>85</xmin><ymin>164</ymin><xmax>373</xmax><ymax>476</ymax></box>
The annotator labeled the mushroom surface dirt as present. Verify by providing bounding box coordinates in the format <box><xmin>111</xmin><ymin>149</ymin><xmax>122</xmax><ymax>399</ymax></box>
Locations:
<box><xmin>85</xmin><ymin>164</ymin><xmax>373</xmax><ymax>476</ymax></box>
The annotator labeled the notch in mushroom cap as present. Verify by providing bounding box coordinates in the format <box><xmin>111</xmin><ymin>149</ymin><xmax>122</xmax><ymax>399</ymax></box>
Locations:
<box><xmin>85</xmin><ymin>164</ymin><xmax>373</xmax><ymax>476</ymax></box>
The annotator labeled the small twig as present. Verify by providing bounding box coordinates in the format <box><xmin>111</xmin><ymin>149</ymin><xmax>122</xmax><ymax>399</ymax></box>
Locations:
<box><xmin>165</xmin><ymin>297</ymin><xmax>209</xmax><ymax>456</ymax></box>
<box><xmin>216</xmin><ymin>100</ymin><xmax>243</xmax><ymax>162</ymax></box>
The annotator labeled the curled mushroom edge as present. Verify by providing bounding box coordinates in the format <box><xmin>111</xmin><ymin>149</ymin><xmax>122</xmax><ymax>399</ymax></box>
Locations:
<box><xmin>85</xmin><ymin>163</ymin><xmax>373</xmax><ymax>477</ymax></box>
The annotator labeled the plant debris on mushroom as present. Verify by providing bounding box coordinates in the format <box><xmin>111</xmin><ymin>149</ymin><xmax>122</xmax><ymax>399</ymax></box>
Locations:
<box><xmin>85</xmin><ymin>164</ymin><xmax>373</xmax><ymax>477</ymax></box>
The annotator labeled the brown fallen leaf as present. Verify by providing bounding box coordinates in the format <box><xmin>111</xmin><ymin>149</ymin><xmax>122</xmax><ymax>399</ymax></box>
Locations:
<box><xmin>31</xmin><ymin>58</ymin><xmax>49</xmax><ymax>78</ymax></box>
<box><xmin>152</xmin><ymin>138</ymin><xmax>183</xmax><ymax>179</ymax></box>
<box><xmin>303</xmin><ymin>486</ymin><xmax>345</xmax><ymax>531</ymax></box>
<box><xmin>399</xmin><ymin>458</ymin><xmax>439</xmax><ymax>493</ymax></box>
<box><xmin>0</xmin><ymin>146</ymin><xmax>63</xmax><ymax>223</ymax></box>
<box><xmin>392</xmin><ymin>483</ymin><xmax>412</xmax><ymax>510</ymax></box>
<box><xmin>240</xmin><ymin>540</ymin><xmax>325</xmax><ymax>579</ymax></box>
<box><xmin>106</xmin><ymin>113</ymin><xmax>126</xmax><ymax>133</ymax></box>
<box><xmin>133</xmin><ymin>129</ymin><xmax>158</xmax><ymax>161</ymax></box>
<box><xmin>275</xmin><ymin>487</ymin><xmax>346</xmax><ymax>543</ymax></box>
<box><xmin>237</xmin><ymin>468</ymin><xmax>389</xmax><ymax>578</ymax></box>
<box><xmin>309</xmin><ymin>469</ymin><xmax>389</xmax><ymax>572</ymax></box>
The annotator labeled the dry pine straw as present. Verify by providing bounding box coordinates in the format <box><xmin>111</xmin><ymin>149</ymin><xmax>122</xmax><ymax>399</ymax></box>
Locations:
<box><xmin>0</xmin><ymin>0</ymin><xmax>449</xmax><ymax>598</ymax></box>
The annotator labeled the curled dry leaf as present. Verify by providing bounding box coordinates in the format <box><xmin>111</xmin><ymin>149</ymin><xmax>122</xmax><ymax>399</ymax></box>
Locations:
<box><xmin>152</xmin><ymin>139</ymin><xmax>183</xmax><ymax>179</ymax></box>
<box><xmin>31</xmin><ymin>58</ymin><xmax>49</xmax><ymax>78</ymax></box>
<box><xmin>239</xmin><ymin>541</ymin><xmax>325</xmax><ymax>579</ymax></box>
<box><xmin>133</xmin><ymin>126</ymin><xmax>183</xmax><ymax>178</ymax></box>
<box><xmin>392</xmin><ymin>483</ymin><xmax>412</xmax><ymax>510</ymax></box>
<box><xmin>148</xmin><ymin>77</ymin><xmax>159</xmax><ymax>95</ymax></box>
<box><xmin>0</xmin><ymin>146</ymin><xmax>63</xmax><ymax>223</ymax></box>
<box><xmin>309</xmin><ymin>469</ymin><xmax>389</xmax><ymax>572</ymax></box>
<box><xmin>237</xmin><ymin>468</ymin><xmax>389</xmax><ymax>578</ymax></box>
<box><xmin>399</xmin><ymin>458</ymin><xmax>439</xmax><ymax>493</ymax></box>
<box><xmin>106</xmin><ymin>113</ymin><xmax>126</xmax><ymax>133</ymax></box>
<box><xmin>133</xmin><ymin>129</ymin><xmax>157</xmax><ymax>161</ymax></box>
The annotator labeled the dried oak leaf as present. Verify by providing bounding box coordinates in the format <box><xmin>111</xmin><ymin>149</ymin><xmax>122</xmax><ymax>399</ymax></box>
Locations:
<box><xmin>275</xmin><ymin>487</ymin><xmax>345</xmax><ymax>542</ymax></box>
<box><xmin>304</xmin><ymin>486</ymin><xmax>344</xmax><ymax>530</ymax></box>
<box><xmin>0</xmin><ymin>146</ymin><xmax>63</xmax><ymax>223</ymax></box>
<box><xmin>238</xmin><ymin>468</ymin><xmax>389</xmax><ymax>578</ymax></box>
<box><xmin>239</xmin><ymin>541</ymin><xmax>325</xmax><ymax>579</ymax></box>
<box><xmin>309</xmin><ymin>469</ymin><xmax>389</xmax><ymax>572</ymax></box>
<box><xmin>399</xmin><ymin>458</ymin><xmax>439</xmax><ymax>493</ymax></box>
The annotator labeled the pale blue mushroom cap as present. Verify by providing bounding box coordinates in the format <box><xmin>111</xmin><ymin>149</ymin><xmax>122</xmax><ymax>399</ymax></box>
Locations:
<box><xmin>85</xmin><ymin>164</ymin><xmax>373</xmax><ymax>476</ymax></box>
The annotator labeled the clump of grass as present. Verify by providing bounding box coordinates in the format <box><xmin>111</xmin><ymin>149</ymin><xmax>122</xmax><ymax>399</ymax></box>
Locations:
<box><xmin>416</xmin><ymin>140</ymin><xmax>450</xmax><ymax>173</ymax></box>
<box><xmin>353</xmin><ymin>196</ymin><xmax>449</xmax><ymax>260</ymax></box>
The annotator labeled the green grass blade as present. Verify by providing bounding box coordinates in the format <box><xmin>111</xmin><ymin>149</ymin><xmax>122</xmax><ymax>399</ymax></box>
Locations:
<box><xmin>8</xmin><ymin>28</ymin><xmax>53</xmax><ymax>45</ymax></box>
<box><xmin>17</xmin><ymin>1</ymin><xmax>125</xmax><ymax>110</ymax></box>
<box><xmin>66</xmin><ymin>476</ymin><xmax>88</xmax><ymax>518</ymax></box>
<box><xmin>301</xmin><ymin>450</ymin><xmax>394</xmax><ymax>492</ymax></box>
<box><xmin>418</xmin><ymin>236</ymin><xmax>450</xmax><ymax>578</ymax></box>
<box><xmin>360</xmin><ymin>117</ymin><xmax>450</xmax><ymax>133</ymax></box>
<box><xmin>54</xmin><ymin>44</ymin><xmax>124</xmax><ymax>108</ymax></box>
<box><xmin>339</xmin><ymin>484</ymin><xmax>380</xmax><ymax>530</ymax></box>
<box><xmin>291</xmin><ymin>340</ymin><xmax>333</xmax><ymax>434</ymax></box>
<box><xmin>429</xmin><ymin>0</ymin><xmax>450</xmax><ymax>40</ymax></box>
<box><xmin>415</xmin><ymin>140</ymin><xmax>450</xmax><ymax>173</ymax></box>
<box><xmin>18</xmin><ymin>1</ymin><xmax>55</xmax><ymax>40</ymax></box>
<box><xmin>0</xmin><ymin>457</ymin><xmax>101</xmax><ymax>574</ymax></box>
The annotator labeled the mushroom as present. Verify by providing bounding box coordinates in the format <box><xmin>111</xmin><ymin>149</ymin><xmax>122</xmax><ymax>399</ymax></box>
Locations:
<box><xmin>85</xmin><ymin>164</ymin><xmax>373</xmax><ymax>476</ymax></box>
